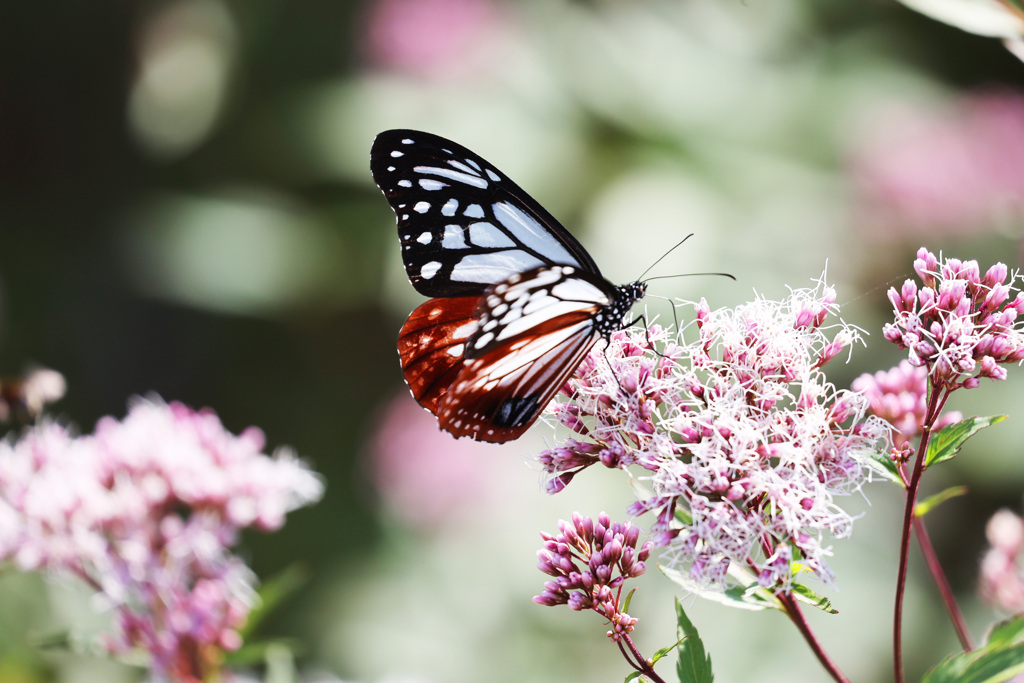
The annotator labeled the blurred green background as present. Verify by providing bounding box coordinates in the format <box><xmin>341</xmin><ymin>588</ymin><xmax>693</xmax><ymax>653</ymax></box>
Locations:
<box><xmin>2</xmin><ymin>0</ymin><xmax>1024</xmax><ymax>681</ymax></box>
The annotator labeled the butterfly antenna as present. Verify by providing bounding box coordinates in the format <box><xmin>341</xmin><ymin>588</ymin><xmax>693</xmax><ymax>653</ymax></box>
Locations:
<box><xmin>645</xmin><ymin>272</ymin><xmax>737</xmax><ymax>283</ymax></box>
<box><xmin>636</xmin><ymin>234</ymin><xmax>694</xmax><ymax>282</ymax></box>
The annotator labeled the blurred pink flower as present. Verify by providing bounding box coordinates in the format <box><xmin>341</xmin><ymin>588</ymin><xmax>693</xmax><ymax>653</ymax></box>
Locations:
<box><xmin>979</xmin><ymin>508</ymin><xmax>1024</xmax><ymax>613</ymax></box>
<box><xmin>0</xmin><ymin>398</ymin><xmax>323</xmax><ymax>681</ymax></box>
<box><xmin>362</xmin><ymin>0</ymin><xmax>507</xmax><ymax>79</ymax></box>
<box><xmin>851</xmin><ymin>91</ymin><xmax>1024</xmax><ymax>235</ymax></box>
<box><xmin>369</xmin><ymin>391</ymin><xmax>503</xmax><ymax>530</ymax></box>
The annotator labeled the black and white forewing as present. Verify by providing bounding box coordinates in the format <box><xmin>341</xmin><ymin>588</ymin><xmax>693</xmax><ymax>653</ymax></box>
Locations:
<box><xmin>370</xmin><ymin>129</ymin><xmax>601</xmax><ymax>298</ymax></box>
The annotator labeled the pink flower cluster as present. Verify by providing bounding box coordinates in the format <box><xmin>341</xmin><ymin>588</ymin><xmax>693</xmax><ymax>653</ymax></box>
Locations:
<box><xmin>0</xmin><ymin>398</ymin><xmax>323</xmax><ymax>681</ymax></box>
<box><xmin>883</xmin><ymin>248</ymin><xmax>1024</xmax><ymax>389</ymax></box>
<box><xmin>852</xmin><ymin>360</ymin><xmax>962</xmax><ymax>440</ymax></box>
<box><xmin>534</xmin><ymin>512</ymin><xmax>651</xmax><ymax>641</ymax></box>
<box><xmin>978</xmin><ymin>508</ymin><xmax>1024</xmax><ymax>613</ymax></box>
<box><xmin>541</xmin><ymin>278</ymin><xmax>889</xmax><ymax>591</ymax></box>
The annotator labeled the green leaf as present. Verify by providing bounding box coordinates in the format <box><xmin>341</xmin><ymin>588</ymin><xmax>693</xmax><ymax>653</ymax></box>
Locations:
<box><xmin>224</xmin><ymin>637</ymin><xmax>304</xmax><ymax>668</ymax></box>
<box><xmin>675</xmin><ymin>506</ymin><xmax>694</xmax><ymax>526</ymax></box>
<box><xmin>651</xmin><ymin>637</ymin><xmax>686</xmax><ymax>664</ymax></box>
<box><xmin>675</xmin><ymin>599</ymin><xmax>714</xmax><ymax>683</ymax></box>
<box><xmin>624</xmin><ymin>672</ymin><xmax>644</xmax><ymax>683</ymax></box>
<box><xmin>623</xmin><ymin>587</ymin><xmax>638</xmax><ymax>614</ymax></box>
<box><xmin>915</xmin><ymin>486</ymin><xmax>969</xmax><ymax>518</ymax></box>
<box><xmin>659</xmin><ymin>565</ymin><xmax>780</xmax><ymax>612</ymax></box>
<box><xmin>989</xmin><ymin>615</ymin><xmax>1024</xmax><ymax>647</ymax></box>
<box><xmin>789</xmin><ymin>583</ymin><xmax>838</xmax><ymax>615</ymax></box>
<box><xmin>923</xmin><ymin>614</ymin><xmax>1024</xmax><ymax>683</ymax></box>
<box><xmin>239</xmin><ymin>563</ymin><xmax>310</xmax><ymax>639</ymax></box>
<box><xmin>868</xmin><ymin>452</ymin><xmax>905</xmax><ymax>486</ymax></box>
<box><xmin>925</xmin><ymin>416</ymin><xmax>1006</xmax><ymax>468</ymax></box>
<box><xmin>28</xmin><ymin>630</ymin><xmax>74</xmax><ymax>651</ymax></box>
<box><xmin>922</xmin><ymin>643</ymin><xmax>1024</xmax><ymax>683</ymax></box>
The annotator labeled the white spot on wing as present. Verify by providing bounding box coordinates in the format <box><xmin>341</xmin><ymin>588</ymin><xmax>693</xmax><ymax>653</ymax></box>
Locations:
<box><xmin>420</xmin><ymin>179</ymin><xmax>447</xmax><ymax>191</ymax></box>
<box><xmin>450</xmin><ymin>160</ymin><xmax>480</xmax><ymax>175</ymax></box>
<box><xmin>421</xmin><ymin>261</ymin><xmax>442</xmax><ymax>279</ymax></box>
<box><xmin>414</xmin><ymin>165</ymin><xmax>487</xmax><ymax>189</ymax></box>
<box><xmin>414</xmin><ymin>201</ymin><xmax>430</xmax><ymax>213</ymax></box>
<box><xmin>475</xmin><ymin>331</ymin><xmax>495</xmax><ymax>348</ymax></box>
<box><xmin>449</xmin><ymin>251</ymin><xmax>544</xmax><ymax>284</ymax></box>
<box><xmin>391</xmin><ymin>151</ymin><xmax>403</xmax><ymax>157</ymax></box>
<box><xmin>551</xmin><ymin>278</ymin><xmax>609</xmax><ymax>303</ymax></box>
<box><xmin>442</xmin><ymin>225</ymin><xmax>468</xmax><ymax>249</ymax></box>
<box><xmin>447</xmin><ymin>343</ymin><xmax>464</xmax><ymax>357</ymax></box>
<box><xmin>442</xmin><ymin>198</ymin><xmax>459</xmax><ymax>216</ymax></box>
<box><xmin>467</xmin><ymin>222</ymin><xmax>515</xmax><ymax>248</ymax></box>
<box><xmin>486</xmin><ymin>169</ymin><xmax>500</xmax><ymax>182</ymax></box>
<box><xmin>416</xmin><ymin>232</ymin><xmax>432</xmax><ymax>244</ymax></box>
<box><xmin>398</xmin><ymin>180</ymin><xmax>412</xmax><ymax>188</ymax></box>
<box><xmin>453</xmin><ymin>320</ymin><xmax>478</xmax><ymax>338</ymax></box>
<box><xmin>492</xmin><ymin>202</ymin><xmax>577</xmax><ymax>266</ymax></box>
<box><xmin>464</xmin><ymin>204</ymin><xmax>484</xmax><ymax>218</ymax></box>
<box><xmin>402</xmin><ymin>138</ymin><xmax>414</xmax><ymax>144</ymax></box>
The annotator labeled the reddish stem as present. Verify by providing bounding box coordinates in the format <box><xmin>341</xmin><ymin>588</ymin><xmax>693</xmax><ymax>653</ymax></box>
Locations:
<box><xmin>778</xmin><ymin>591</ymin><xmax>850</xmax><ymax>683</ymax></box>
<box><xmin>913</xmin><ymin>516</ymin><xmax>974</xmax><ymax>650</ymax></box>
<box><xmin>618</xmin><ymin>633</ymin><xmax>668</xmax><ymax>683</ymax></box>
<box><xmin>893</xmin><ymin>386</ymin><xmax>947</xmax><ymax>683</ymax></box>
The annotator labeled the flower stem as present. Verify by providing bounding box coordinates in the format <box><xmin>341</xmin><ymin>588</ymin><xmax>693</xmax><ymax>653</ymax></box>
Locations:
<box><xmin>778</xmin><ymin>591</ymin><xmax>850</xmax><ymax>683</ymax></box>
<box><xmin>913</xmin><ymin>515</ymin><xmax>974</xmax><ymax>650</ymax></box>
<box><xmin>893</xmin><ymin>387</ymin><xmax>947</xmax><ymax>683</ymax></box>
<box><xmin>618</xmin><ymin>634</ymin><xmax>668</xmax><ymax>683</ymax></box>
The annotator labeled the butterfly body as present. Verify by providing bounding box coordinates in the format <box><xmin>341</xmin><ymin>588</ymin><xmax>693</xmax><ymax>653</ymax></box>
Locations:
<box><xmin>373</xmin><ymin>129</ymin><xmax>646</xmax><ymax>442</ymax></box>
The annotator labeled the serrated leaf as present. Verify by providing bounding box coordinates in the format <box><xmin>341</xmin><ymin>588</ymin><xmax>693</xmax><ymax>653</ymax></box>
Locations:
<box><xmin>659</xmin><ymin>565</ymin><xmax>780</xmax><ymax>612</ymax></box>
<box><xmin>789</xmin><ymin>583</ymin><xmax>838</xmax><ymax>614</ymax></box>
<box><xmin>915</xmin><ymin>486</ymin><xmax>969</xmax><ymax>518</ymax></box>
<box><xmin>676</xmin><ymin>599</ymin><xmax>714</xmax><ymax>683</ymax></box>
<box><xmin>869</xmin><ymin>452</ymin><xmax>905</xmax><ymax>486</ymax></box>
<box><xmin>926</xmin><ymin>416</ymin><xmax>1006</xmax><ymax>468</ymax></box>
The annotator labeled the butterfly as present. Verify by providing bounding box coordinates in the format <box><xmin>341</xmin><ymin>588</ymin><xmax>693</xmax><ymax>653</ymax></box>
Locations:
<box><xmin>371</xmin><ymin>129</ymin><xmax>647</xmax><ymax>443</ymax></box>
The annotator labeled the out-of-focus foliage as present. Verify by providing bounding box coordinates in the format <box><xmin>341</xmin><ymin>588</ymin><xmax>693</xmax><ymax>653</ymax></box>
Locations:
<box><xmin>1</xmin><ymin>0</ymin><xmax>1023</xmax><ymax>681</ymax></box>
